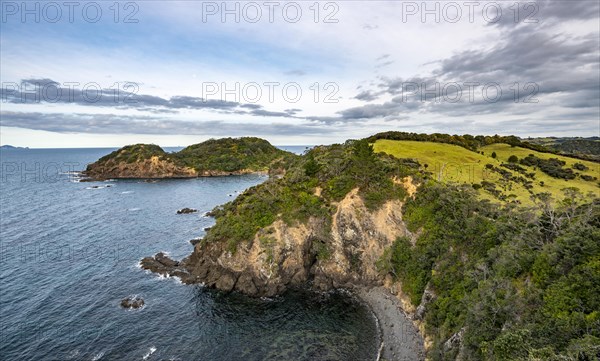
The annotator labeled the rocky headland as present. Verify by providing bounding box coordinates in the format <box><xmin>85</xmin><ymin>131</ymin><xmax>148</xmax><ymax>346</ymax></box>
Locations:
<box><xmin>83</xmin><ymin>137</ymin><xmax>295</xmax><ymax>181</ymax></box>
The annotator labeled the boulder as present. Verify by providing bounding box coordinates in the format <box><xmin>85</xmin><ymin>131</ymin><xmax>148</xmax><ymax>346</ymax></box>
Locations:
<box><xmin>121</xmin><ymin>296</ymin><xmax>144</xmax><ymax>309</ymax></box>
<box><xmin>177</xmin><ymin>208</ymin><xmax>197</xmax><ymax>214</ymax></box>
<box><xmin>155</xmin><ymin>252</ymin><xmax>179</xmax><ymax>267</ymax></box>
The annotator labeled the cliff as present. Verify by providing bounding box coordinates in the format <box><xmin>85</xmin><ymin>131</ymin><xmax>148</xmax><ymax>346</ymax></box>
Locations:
<box><xmin>180</xmin><ymin>187</ymin><xmax>412</xmax><ymax>297</ymax></box>
<box><xmin>140</xmin><ymin>140</ymin><xmax>422</xmax><ymax>297</ymax></box>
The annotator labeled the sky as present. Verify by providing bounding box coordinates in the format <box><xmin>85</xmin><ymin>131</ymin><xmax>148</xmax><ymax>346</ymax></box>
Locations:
<box><xmin>0</xmin><ymin>0</ymin><xmax>599</xmax><ymax>147</ymax></box>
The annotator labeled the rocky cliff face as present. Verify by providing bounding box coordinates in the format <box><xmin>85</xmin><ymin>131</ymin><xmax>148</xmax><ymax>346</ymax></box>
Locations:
<box><xmin>143</xmin><ymin>187</ymin><xmax>414</xmax><ymax>297</ymax></box>
<box><xmin>84</xmin><ymin>156</ymin><xmax>198</xmax><ymax>180</ymax></box>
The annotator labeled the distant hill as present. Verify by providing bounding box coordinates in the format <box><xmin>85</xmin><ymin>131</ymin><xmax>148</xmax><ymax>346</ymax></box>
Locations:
<box><xmin>84</xmin><ymin>137</ymin><xmax>296</xmax><ymax>180</ymax></box>
<box><xmin>0</xmin><ymin>145</ymin><xmax>29</xmax><ymax>150</ymax></box>
<box><xmin>524</xmin><ymin>137</ymin><xmax>600</xmax><ymax>160</ymax></box>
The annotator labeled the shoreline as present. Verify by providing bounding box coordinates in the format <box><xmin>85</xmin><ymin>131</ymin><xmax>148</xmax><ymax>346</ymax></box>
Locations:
<box><xmin>355</xmin><ymin>287</ymin><xmax>425</xmax><ymax>361</ymax></box>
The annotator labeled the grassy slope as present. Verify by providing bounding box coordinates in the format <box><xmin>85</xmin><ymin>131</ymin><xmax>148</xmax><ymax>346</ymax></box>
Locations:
<box><xmin>374</xmin><ymin>140</ymin><xmax>599</xmax><ymax>204</ymax></box>
<box><xmin>482</xmin><ymin>143</ymin><xmax>599</xmax><ymax>199</ymax></box>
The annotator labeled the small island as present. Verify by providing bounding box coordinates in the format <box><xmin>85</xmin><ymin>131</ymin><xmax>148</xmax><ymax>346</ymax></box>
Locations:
<box><xmin>83</xmin><ymin>137</ymin><xmax>296</xmax><ymax>180</ymax></box>
<box><xmin>0</xmin><ymin>145</ymin><xmax>29</xmax><ymax>150</ymax></box>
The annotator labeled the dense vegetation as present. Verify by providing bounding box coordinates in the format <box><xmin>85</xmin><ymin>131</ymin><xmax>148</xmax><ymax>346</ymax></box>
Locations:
<box><xmin>173</xmin><ymin>137</ymin><xmax>295</xmax><ymax>173</ymax></box>
<box><xmin>92</xmin><ymin>137</ymin><xmax>295</xmax><ymax>174</ymax></box>
<box><xmin>203</xmin><ymin>139</ymin><xmax>416</xmax><ymax>252</ymax></box>
<box><xmin>519</xmin><ymin>154</ymin><xmax>576</xmax><ymax>180</ymax></box>
<box><xmin>380</xmin><ymin>184</ymin><xmax>600</xmax><ymax>360</ymax></box>
<box><xmin>97</xmin><ymin>143</ymin><xmax>168</xmax><ymax>164</ymax></box>
<box><xmin>526</xmin><ymin>137</ymin><xmax>600</xmax><ymax>161</ymax></box>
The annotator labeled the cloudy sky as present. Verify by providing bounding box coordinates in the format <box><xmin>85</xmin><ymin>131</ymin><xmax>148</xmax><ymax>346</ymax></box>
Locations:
<box><xmin>1</xmin><ymin>0</ymin><xmax>599</xmax><ymax>147</ymax></box>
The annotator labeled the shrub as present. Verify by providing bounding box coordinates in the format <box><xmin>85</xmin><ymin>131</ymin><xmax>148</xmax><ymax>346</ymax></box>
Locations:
<box><xmin>572</xmin><ymin>162</ymin><xmax>589</xmax><ymax>171</ymax></box>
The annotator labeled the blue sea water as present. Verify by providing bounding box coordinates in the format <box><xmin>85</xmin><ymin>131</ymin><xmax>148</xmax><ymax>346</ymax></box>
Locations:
<box><xmin>0</xmin><ymin>148</ymin><xmax>378</xmax><ymax>361</ymax></box>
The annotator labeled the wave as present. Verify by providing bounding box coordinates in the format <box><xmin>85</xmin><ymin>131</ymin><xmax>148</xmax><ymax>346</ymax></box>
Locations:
<box><xmin>91</xmin><ymin>351</ymin><xmax>105</xmax><ymax>360</ymax></box>
<box><xmin>152</xmin><ymin>271</ymin><xmax>183</xmax><ymax>285</ymax></box>
<box><xmin>121</xmin><ymin>191</ymin><xmax>134</xmax><ymax>194</ymax></box>
<box><xmin>142</xmin><ymin>346</ymin><xmax>156</xmax><ymax>360</ymax></box>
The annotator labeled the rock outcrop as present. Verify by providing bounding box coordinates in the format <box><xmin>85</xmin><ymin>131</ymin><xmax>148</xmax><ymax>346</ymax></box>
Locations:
<box><xmin>120</xmin><ymin>296</ymin><xmax>145</xmax><ymax>309</ymax></box>
<box><xmin>85</xmin><ymin>155</ymin><xmax>197</xmax><ymax>180</ymax></box>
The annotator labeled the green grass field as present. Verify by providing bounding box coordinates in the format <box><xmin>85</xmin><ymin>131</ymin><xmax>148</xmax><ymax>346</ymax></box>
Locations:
<box><xmin>374</xmin><ymin>140</ymin><xmax>599</xmax><ymax>204</ymax></box>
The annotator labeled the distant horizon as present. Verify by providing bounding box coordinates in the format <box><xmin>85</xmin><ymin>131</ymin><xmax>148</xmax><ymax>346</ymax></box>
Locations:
<box><xmin>0</xmin><ymin>143</ymin><xmax>316</xmax><ymax>150</ymax></box>
<box><xmin>1</xmin><ymin>132</ymin><xmax>598</xmax><ymax>150</ymax></box>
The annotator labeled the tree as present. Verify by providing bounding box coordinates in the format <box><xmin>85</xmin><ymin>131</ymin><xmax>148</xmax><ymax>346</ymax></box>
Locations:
<box><xmin>508</xmin><ymin>155</ymin><xmax>519</xmax><ymax>163</ymax></box>
<box><xmin>303</xmin><ymin>154</ymin><xmax>320</xmax><ymax>176</ymax></box>
<box><xmin>492</xmin><ymin>152</ymin><xmax>497</xmax><ymax>159</ymax></box>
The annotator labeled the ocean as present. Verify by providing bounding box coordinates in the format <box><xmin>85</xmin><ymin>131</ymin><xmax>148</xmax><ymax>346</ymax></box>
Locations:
<box><xmin>0</xmin><ymin>147</ymin><xmax>379</xmax><ymax>361</ymax></box>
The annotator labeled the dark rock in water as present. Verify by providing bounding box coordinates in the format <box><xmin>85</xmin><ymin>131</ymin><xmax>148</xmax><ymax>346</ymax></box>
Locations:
<box><xmin>140</xmin><ymin>252</ymin><xmax>179</xmax><ymax>274</ymax></box>
<box><xmin>140</xmin><ymin>256</ymin><xmax>168</xmax><ymax>275</ymax></box>
<box><xmin>106</xmin><ymin>185</ymin><xmax>112</xmax><ymax>187</ymax></box>
<box><xmin>140</xmin><ymin>252</ymin><xmax>196</xmax><ymax>283</ymax></box>
<box><xmin>203</xmin><ymin>227</ymin><xmax>211</xmax><ymax>232</ymax></box>
<box><xmin>190</xmin><ymin>238</ymin><xmax>202</xmax><ymax>246</ymax></box>
<box><xmin>155</xmin><ymin>252</ymin><xmax>179</xmax><ymax>267</ymax></box>
<box><xmin>177</xmin><ymin>207</ymin><xmax>197</xmax><ymax>214</ymax></box>
<box><xmin>90</xmin><ymin>185</ymin><xmax>101</xmax><ymax>189</ymax></box>
<box><xmin>121</xmin><ymin>296</ymin><xmax>144</xmax><ymax>309</ymax></box>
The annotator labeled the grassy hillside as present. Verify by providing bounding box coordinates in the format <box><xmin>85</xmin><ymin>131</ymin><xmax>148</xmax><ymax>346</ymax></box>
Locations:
<box><xmin>374</xmin><ymin>140</ymin><xmax>599</xmax><ymax>204</ymax></box>
<box><xmin>369</xmin><ymin>131</ymin><xmax>599</xmax><ymax>162</ymax></box>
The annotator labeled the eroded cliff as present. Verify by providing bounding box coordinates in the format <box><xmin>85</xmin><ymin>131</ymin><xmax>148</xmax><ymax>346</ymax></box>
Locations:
<box><xmin>142</xmin><ymin>183</ymin><xmax>416</xmax><ymax>297</ymax></box>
